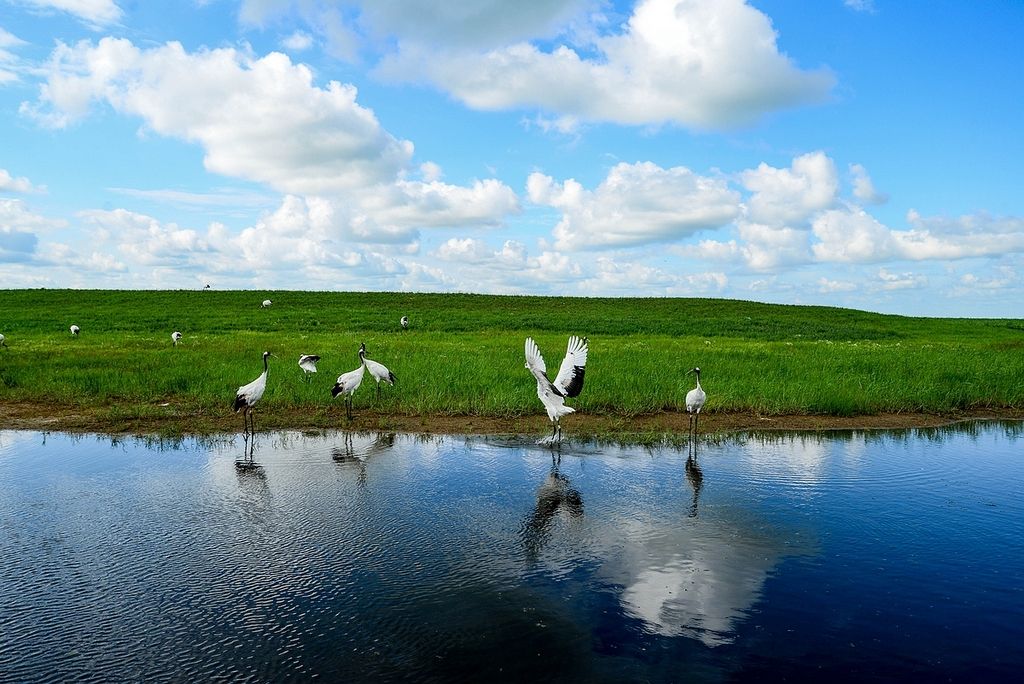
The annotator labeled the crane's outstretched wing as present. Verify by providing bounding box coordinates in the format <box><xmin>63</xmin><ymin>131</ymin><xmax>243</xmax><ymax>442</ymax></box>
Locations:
<box><xmin>553</xmin><ymin>336</ymin><xmax>588</xmax><ymax>398</ymax></box>
<box><xmin>525</xmin><ymin>337</ymin><xmax>547</xmax><ymax>376</ymax></box>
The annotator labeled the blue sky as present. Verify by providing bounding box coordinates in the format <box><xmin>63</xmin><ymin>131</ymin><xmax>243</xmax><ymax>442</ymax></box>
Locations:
<box><xmin>1</xmin><ymin>0</ymin><xmax>1022</xmax><ymax>317</ymax></box>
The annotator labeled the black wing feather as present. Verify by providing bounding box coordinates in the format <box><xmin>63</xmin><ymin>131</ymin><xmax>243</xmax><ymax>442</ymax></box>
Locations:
<box><xmin>561</xmin><ymin>367</ymin><xmax>586</xmax><ymax>398</ymax></box>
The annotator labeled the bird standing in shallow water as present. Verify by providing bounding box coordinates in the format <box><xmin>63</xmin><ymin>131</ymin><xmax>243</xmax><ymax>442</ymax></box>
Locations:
<box><xmin>234</xmin><ymin>351</ymin><xmax>274</xmax><ymax>435</ymax></box>
<box><xmin>525</xmin><ymin>336</ymin><xmax>588</xmax><ymax>444</ymax></box>
<box><xmin>685</xmin><ymin>367</ymin><xmax>706</xmax><ymax>444</ymax></box>
<box><xmin>171</xmin><ymin>331</ymin><xmax>182</xmax><ymax>346</ymax></box>
<box><xmin>359</xmin><ymin>343</ymin><xmax>395</xmax><ymax>399</ymax></box>
<box><xmin>331</xmin><ymin>357</ymin><xmax>366</xmax><ymax>419</ymax></box>
<box><xmin>298</xmin><ymin>354</ymin><xmax>320</xmax><ymax>380</ymax></box>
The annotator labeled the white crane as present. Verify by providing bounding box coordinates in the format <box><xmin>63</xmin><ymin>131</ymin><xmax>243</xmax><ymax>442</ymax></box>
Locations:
<box><xmin>233</xmin><ymin>351</ymin><xmax>274</xmax><ymax>435</ymax></box>
<box><xmin>331</xmin><ymin>360</ymin><xmax>366</xmax><ymax>419</ymax></box>
<box><xmin>525</xmin><ymin>336</ymin><xmax>588</xmax><ymax>443</ymax></box>
<box><xmin>171</xmin><ymin>331</ymin><xmax>183</xmax><ymax>346</ymax></box>
<box><xmin>70</xmin><ymin>325</ymin><xmax>80</xmax><ymax>336</ymax></box>
<box><xmin>0</xmin><ymin>333</ymin><xmax>7</xmax><ymax>348</ymax></box>
<box><xmin>261</xmin><ymin>299</ymin><xmax>272</xmax><ymax>308</ymax></box>
<box><xmin>298</xmin><ymin>354</ymin><xmax>320</xmax><ymax>380</ymax></box>
<box><xmin>685</xmin><ymin>367</ymin><xmax>707</xmax><ymax>443</ymax></box>
<box><xmin>359</xmin><ymin>343</ymin><xmax>395</xmax><ymax>399</ymax></box>
<box><xmin>400</xmin><ymin>316</ymin><xmax>409</xmax><ymax>330</ymax></box>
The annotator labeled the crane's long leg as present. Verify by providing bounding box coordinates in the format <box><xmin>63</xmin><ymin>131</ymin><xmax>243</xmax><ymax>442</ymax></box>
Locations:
<box><xmin>346</xmin><ymin>396</ymin><xmax>352</xmax><ymax>420</ymax></box>
<box><xmin>377</xmin><ymin>383</ymin><xmax>381</xmax><ymax>400</ymax></box>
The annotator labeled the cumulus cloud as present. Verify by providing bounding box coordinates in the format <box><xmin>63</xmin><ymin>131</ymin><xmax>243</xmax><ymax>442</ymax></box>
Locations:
<box><xmin>0</xmin><ymin>168</ymin><xmax>44</xmax><ymax>193</ymax></box>
<box><xmin>377</xmin><ymin>0</ymin><xmax>835</xmax><ymax>129</ymax></box>
<box><xmin>432</xmin><ymin>236</ymin><xmax>581</xmax><ymax>291</ymax></box>
<box><xmin>79</xmin><ymin>208</ymin><xmax>218</xmax><ymax>268</ymax></box>
<box><xmin>813</xmin><ymin>206</ymin><xmax>1024</xmax><ymax>263</ymax></box>
<box><xmin>849</xmin><ymin>163</ymin><xmax>888</xmax><ymax>204</ymax></box>
<box><xmin>24</xmin><ymin>38</ymin><xmax>519</xmax><ymax>244</ymax></box>
<box><xmin>24</xmin><ymin>39</ymin><xmax>413</xmax><ymax>194</ymax></box>
<box><xmin>529</xmin><ymin>161</ymin><xmax>740</xmax><ymax>251</ymax></box>
<box><xmin>14</xmin><ymin>0</ymin><xmax>123</xmax><ymax>26</ymax></box>
<box><xmin>811</xmin><ymin>207</ymin><xmax>895</xmax><ymax>262</ymax></box>
<box><xmin>580</xmin><ymin>257</ymin><xmax>727</xmax><ymax>295</ymax></box>
<box><xmin>0</xmin><ymin>198</ymin><xmax>68</xmax><ymax>263</ymax></box>
<box><xmin>741</xmin><ymin>151</ymin><xmax>839</xmax><ymax>226</ymax></box>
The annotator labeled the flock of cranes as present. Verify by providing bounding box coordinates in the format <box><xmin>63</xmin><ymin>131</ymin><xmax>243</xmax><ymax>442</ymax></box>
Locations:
<box><xmin>228</xmin><ymin>322</ymin><xmax>706</xmax><ymax>444</ymax></box>
<box><xmin>2</xmin><ymin>306</ymin><xmax>709</xmax><ymax>445</ymax></box>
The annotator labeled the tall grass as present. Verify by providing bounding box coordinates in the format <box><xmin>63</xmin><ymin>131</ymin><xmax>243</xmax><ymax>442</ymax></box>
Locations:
<box><xmin>1</xmin><ymin>290</ymin><xmax>1022</xmax><ymax>419</ymax></box>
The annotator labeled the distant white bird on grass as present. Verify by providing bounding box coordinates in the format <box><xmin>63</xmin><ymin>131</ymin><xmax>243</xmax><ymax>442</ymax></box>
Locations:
<box><xmin>400</xmin><ymin>316</ymin><xmax>409</xmax><ymax>330</ymax></box>
<box><xmin>261</xmin><ymin>299</ymin><xmax>272</xmax><ymax>308</ymax></box>
<box><xmin>685</xmin><ymin>367</ymin><xmax>706</xmax><ymax>444</ymax></box>
<box><xmin>298</xmin><ymin>354</ymin><xmax>320</xmax><ymax>380</ymax></box>
<box><xmin>171</xmin><ymin>331</ymin><xmax>183</xmax><ymax>346</ymax></box>
<box><xmin>233</xmin><ymin>351</ymin><xmax>274</xmax><ymax>435</ymax></box>
<box><xmin>0</xmin><ymin>333</ymin><xmax>7</xmax><ymax>348</ymax></box>
<box><xmin>359</xmin><ymin>343</ymin><xmax>395</xmax><ymax>399</ymax></box>
<box><xmin>332</xmin><ymin>358</ymin><xmax>366</xmax><ymax>419</ymax></box>
<box><xmin>70</xmin><ymin>325</ymin><xmax>80</xmax><ymax>336</ymax></box>
<box><xmin>525</xmin><ymin>336</ymin><xmax>588</xmax><ymax>444</ymax></box>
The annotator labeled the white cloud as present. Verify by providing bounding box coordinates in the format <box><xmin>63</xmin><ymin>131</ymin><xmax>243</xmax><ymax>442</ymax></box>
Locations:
<box><xmin>25</xmin><ymin>39</ymin><xmax>413</xmax><ymax>194</ymax></box>
<box><xmin>849</xmin><ymin>163</ymin><xmax>888</xmax><ymax>204</ymax></box>
<box><xmin>529</xmin><ymin>161</ymin><xmax>740</xmax><ymax>251</ymax></box>
<box><xmin>377</xmin><ymin>0</ymin><xmax>835</xmax><ymax>129</ymax></box>
<box><xmin>876</xmin><ymin>268</ymin><xmax>926</xmax><ymax>291</ymax></box>
<box><xmin>0</xmin><ymin>168</ymin><xmax>44</xmax><ymax>193</ymax></box>
<box><xmin>79</xmin><ymin>208</ymin><xmax>217</xmax><ymax>267</ymax></box>
<box><xmin>844</xmin><ymin>0</ymin><xmax>875</xmax><ymax>13</ymax></box>
<box><xmin>581</xmin><ymin>257</ymin><xmax>726</xmax><ymax>295</ymax></box>
<box><xmin>741</xmin><ymin>151</ymin><xmax>838</xmax><ymax>225</ymax></box>
<box><xmin>24</xmin><ymin>38</ymin><xmax>519</xmax><ymax>244</ymax></box>
<box><xmin>736</xmin><ymin>222</ymin><xmax>810</xmax><ymax>269</ymax></box>
<box><xmin>281</xmin><ymin>30</ymin><xmax>314</xmax><ymax>51</ymax></box>
<box><xmin>811</xmin><ymin>207</ymin><xmax>896</xmax><ymax>262</ymax></box>
<box><xmin>817</xmin><ymin>277</ymin><xmax>856</xmax><ymax>293</ymax></box>
<box><xmin>0</xmin><ymin>26</ymin><xmax>28</xmax><ymax>84</ymax></box>
<box><xmin>14</xmin><ymin>0</ymin><xmax>122</xmax><ymax>26</ymax></box>
<box><xmin>432</xmin><ymin>236</ymin><xmax>581</xmax><ymax>291</ymax></box>
<box><xmin>813</xmin><ymin>206</ymin><xmax>1024</xmax><ymax>263</ymax></box>
<box><xmin>0</xmin><ymin>197</ymin><xmax>66</xmax><ymax>231</ymax></box>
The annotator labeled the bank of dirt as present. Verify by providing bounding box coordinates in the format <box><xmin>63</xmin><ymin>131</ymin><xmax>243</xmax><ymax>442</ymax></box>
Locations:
<box><xmin>1</xmin><ymin>401</ymin><xmax>1021</xmax><ymax>438</ymax></box>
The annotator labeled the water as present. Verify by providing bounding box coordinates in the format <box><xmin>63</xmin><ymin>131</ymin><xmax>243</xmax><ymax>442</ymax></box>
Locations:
<box><xmin>1</xmin><ymin>423</ymin><xmax>1022</xmax><ymax>682</ymax></box>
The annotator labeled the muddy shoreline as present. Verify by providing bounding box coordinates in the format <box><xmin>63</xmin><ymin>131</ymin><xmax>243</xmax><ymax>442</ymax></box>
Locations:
<box><xmin>2</xmin><ymin>401</ymin><xmax>1021</xmax><ymax>437</ymax></box>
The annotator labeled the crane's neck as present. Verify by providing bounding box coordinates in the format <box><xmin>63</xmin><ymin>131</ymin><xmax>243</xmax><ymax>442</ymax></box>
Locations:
<box><xmin>695</xmin><ymin>372</ymin><xmax>702</xmax><ymax>390</ymax></box>
<box><xmin>359</xmin><ymin>349</ymin><xmax>366</xmax><ymax>366</ymax></box>
<box><xmin>263</xmin><ymin>355</ymin><xmax>269</xmax><ymax>373</ymax></box>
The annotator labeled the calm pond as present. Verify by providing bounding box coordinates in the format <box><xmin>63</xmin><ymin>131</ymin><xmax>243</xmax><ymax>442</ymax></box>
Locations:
<box><xmin>1</xmin><ymin>423</ymin><xmax>1022</xmax><ymax>682</ymax></box>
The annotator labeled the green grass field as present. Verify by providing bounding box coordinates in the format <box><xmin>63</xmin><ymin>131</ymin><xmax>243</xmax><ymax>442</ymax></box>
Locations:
<box><xmin>1</xmin><ymin>290</ymin><xmax>1023</xmax><ymax>431</ymax></box>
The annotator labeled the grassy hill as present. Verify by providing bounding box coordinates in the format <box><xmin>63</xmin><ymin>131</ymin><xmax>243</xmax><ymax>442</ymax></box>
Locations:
<box><xmin>1</xmin><ymin>289</ymin><xmax>1022</xmax><ymax>433</ymax></box>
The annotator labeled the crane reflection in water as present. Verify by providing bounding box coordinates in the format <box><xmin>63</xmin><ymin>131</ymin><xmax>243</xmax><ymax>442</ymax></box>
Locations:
<box><xmin>520</xmin><ymin>454</ymin><xmax>585</xmax><ymax>559</ymax></box>
<box><xmin>331</xmin><ymin>432</ymin><xmax>397</xmax><ymax>486</ymax></box>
